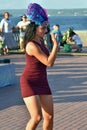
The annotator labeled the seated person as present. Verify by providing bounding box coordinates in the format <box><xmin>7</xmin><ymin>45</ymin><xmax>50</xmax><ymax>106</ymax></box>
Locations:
<box><xmin>60</xmin><ymin>27</ymin><xmax>73</xmax><ymax>47</ymax></box>
<box><xmin>67</xmin><ymin>31</ymin><xmax>83</xmax><ymax>52</ymax></box>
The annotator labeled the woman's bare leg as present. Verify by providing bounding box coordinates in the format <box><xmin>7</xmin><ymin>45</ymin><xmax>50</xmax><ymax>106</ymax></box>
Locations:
<box><xmin>23</xmin><ymin>95</ymin><xmax>42</xmax><ymax>130</ymax></box>
<box><xmin>40</xmin><ymin>95</ymin><xmax>54</xmax><ymax>130</ymax></box>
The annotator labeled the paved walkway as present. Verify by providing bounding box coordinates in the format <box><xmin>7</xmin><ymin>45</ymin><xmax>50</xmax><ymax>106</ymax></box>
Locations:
<box><xmin>0</xmin><ymin>54</ymin><xmax>87</xmax><ymax>130</ymax></box>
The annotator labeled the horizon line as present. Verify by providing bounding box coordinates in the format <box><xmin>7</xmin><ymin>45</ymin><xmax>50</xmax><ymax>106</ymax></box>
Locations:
<box><xmin>0</xmin><ymin>7</ymin><xmax>87</xmax><ymax>10</ymax></box>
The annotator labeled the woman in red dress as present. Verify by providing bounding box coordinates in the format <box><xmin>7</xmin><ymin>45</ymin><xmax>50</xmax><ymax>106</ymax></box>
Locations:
<box><xmin>20</xmin><ymin>3</ymin><xmax>58</xmax><ymax>130</ymax></box>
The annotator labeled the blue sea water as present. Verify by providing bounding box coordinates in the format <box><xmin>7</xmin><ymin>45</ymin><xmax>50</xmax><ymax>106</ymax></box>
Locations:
<box><xmin>11</xmin><ymin>16</ymin><xmax>87</xmax><ymax>33</ymax></box>
<box><xmin>9</xmin><ymin>15</ymin><xmax>87</xmax><ymax>33</ymax></box>
<box><xmin>0</xmin><ymin>9</ymin><xmax>87</xmax><ymax>33</ymax></box>
<box><xmin>49</xmin><ymin>16</ymin><xmax>87</xmax><ymax>32</ymax></box>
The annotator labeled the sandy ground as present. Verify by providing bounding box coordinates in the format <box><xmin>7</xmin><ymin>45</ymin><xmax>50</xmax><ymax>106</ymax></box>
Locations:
<box><xmin>75</xmin><ymin>30</ymin><xmax>87</xmax><ymax>45</ymax></box>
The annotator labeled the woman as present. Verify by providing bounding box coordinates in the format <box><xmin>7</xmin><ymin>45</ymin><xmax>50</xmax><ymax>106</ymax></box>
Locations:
<box><xmin>0</xmin><ymin>12</ymin><xmax>17</xmax><ymax>49</ymax></box>
<box><xmin>68</xmin><ymin>31</ymin><xmax>83</xmax><ymax>52</ymax></box>
<box><xmin>20</xmin><ymin>3</ymin><xmax>58</xmax><ymax>130</ymax></box>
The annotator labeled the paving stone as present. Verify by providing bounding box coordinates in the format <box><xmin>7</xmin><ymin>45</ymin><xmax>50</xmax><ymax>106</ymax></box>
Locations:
<box><xmin>0</xmin><ymin>54</ymin><xmax>87</xmax><ymax>130</ymax></box>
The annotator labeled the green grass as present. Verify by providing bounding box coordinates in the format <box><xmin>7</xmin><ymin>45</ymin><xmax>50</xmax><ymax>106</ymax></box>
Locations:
<box><xmin>8</xmin><ymin>49</ymin><xmax>87</xmax><ymax>56</ymax></box>
<box><xmin>8</xmin><ymin>49</ymin><xmax>25</xmax><ymax>54</ymax></box>
<box><xmin>58</xmin><ymin>52</ymin><xmax>87</xmax><ymax>56</ymax></box>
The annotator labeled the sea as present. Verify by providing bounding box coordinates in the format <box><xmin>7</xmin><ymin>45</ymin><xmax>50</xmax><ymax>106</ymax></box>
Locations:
<box><xmin>0</xmin><ymin>8</ymin><xmax>87</xmax><ymax>33</ymax></box>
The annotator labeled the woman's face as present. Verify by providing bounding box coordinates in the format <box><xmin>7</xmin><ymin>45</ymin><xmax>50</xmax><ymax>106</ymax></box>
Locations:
<box><xmin>4</xmin><ymin>13</ymin><xmax>9</xmax><ymax>19</ymax></box>
<box><xmin>22</xmin><ymin>16</ymin><xmax>27</xmax><ymax>21</ymax></box>
<box><xmin>36</xmin><ymin>25</ymin><xmax>47</xmax><ymax>38</ymax></box>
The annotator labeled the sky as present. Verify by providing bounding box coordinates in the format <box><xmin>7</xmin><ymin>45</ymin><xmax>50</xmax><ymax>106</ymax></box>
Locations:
<box><xmin>0</xmin><ymin>0</ymin><xmax>87</xmax><ymax>9</ymax></box>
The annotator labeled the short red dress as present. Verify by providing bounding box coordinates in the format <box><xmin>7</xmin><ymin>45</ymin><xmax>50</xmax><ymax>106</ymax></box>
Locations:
<box><xmin>20</xmin><ymin>41</ymin><xmax>52</xmax><ymax>98</ymax></box>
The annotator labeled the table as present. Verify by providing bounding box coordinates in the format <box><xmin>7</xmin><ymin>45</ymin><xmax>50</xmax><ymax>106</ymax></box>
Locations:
<box><xmin>0</xmin><ymin>63</ymin><xmax>16</xmax><ymax>87</ymax></box>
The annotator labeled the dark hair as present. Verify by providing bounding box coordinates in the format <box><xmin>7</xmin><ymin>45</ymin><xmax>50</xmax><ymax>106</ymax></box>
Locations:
<box><xmin>21</xmin><ymin>14</ymin><xmax>27</xmax><ymax>20</ymax></box>
<box><xmin>22</xmin><ymin>14</ymin><xmax>27</xmax><ymax>18</ymax></box>
<box><xmin>4</xmin><ymin>12</ymin><xmax>10</xmax><ymax>17</ymax></box>
<box><xmin>55</xmin><ymin>24</ymin><xmax>59</xmax><ymax>27</ymax></box>
<box><xmin>45</xmin><ymin>24</ymin><xmax>50</xmax><ymax>34</ymax></box>
<box><xmin>24</xmin><ymin>22</ymin><xmax>38</xmax><ymax>48</ymax></box>
<box><xmin>69</xmin><ymin>31</ymin><xmax>76</xmax><ymax>37</ymax></box>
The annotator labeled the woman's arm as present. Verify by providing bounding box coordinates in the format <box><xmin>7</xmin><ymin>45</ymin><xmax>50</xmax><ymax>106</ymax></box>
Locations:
<box><xmin>26</xmin><ymin>33</ymin><xmax>58</xmax><ymax>67</ymax></box>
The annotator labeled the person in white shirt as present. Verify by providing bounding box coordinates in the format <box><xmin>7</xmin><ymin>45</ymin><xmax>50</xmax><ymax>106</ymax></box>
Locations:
<box><xmin>16</xmin><ymin>14</ymin><xmax>30</xmax><ymax>51</ymax></box>
<box><xmin>0</xmin><ymin>12</ymin><xmax>17</xmax><ymax>50</ymax></box>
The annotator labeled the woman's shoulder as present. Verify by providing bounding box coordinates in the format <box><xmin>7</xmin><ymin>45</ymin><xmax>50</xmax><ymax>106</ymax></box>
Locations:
<box><xmin>26</xmin><ymin>41</ymin><xmax>41</xmax><ymax>56</ymax></box>
<box><xmin>1</xmin><ymin>18</ymin><xmax>5</xmax><ymax>23</ymax></box>
<box><xmin>26</xmin><ymin>39</ymin><xmax>44</xmax><ymax>48</ymax></box>
<box><xmin>26</xmin><ymin>41</ymin><xmax>38</xmax><ymax>49</ymax></box>
<box><xmin>26</xmin><ymin>41</ymin><xmax>40</xmax><ymax>48</ymax></box>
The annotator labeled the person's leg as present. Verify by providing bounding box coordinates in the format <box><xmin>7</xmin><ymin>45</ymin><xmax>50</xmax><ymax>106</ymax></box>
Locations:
<box><xmin>40</xmin><ymin>95</ymin><xmax>54</xmax><ymax>130</ymax></box>
<box><xmin>71</xmin><ymin>44</ymin><xmax>80</xmax><ymax>51</ymax></box>
<box><xmin>19</xmin><ymin>37</ymin><xmax>24</xmax><ymax>51</ymax></box>
<box><xmin>23</xmin><ymin>95</ymin><xmax>42</xmax><ymax>130</ymax></box>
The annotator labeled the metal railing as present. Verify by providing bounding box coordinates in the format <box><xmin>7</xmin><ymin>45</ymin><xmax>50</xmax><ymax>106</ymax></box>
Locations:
<box><xmin>12</xmin><ymin>30</ymin><xmax>20</xmax><ymax>45</ymax></box>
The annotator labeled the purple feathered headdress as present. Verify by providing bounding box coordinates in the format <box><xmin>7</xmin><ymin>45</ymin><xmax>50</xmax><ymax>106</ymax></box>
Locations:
<box><xmin>27</xmin><ymin>3</ymin><xmax>48</xmax><ymax>26</ymax></box>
